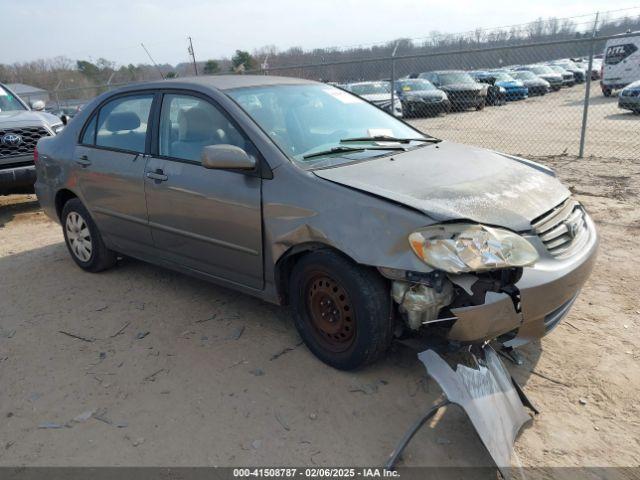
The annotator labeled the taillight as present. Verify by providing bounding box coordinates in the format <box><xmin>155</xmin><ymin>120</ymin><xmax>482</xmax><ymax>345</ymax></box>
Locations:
<box><xmin>34</xmin><ymin>147</ymin><xmax>39</xmax><ymax>164</ymax></box>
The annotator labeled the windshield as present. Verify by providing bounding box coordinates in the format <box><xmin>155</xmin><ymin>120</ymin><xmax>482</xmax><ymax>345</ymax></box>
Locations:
<box><xmin>348</xmin><ymin>83</ymin><xmax>390</xmax><ymax>95</ymax></box>
<box><xmin>437</xmin><ymin>72</ymin><xmax>475</xmax><ymax>85</ymax></box>
<box><xmin>530</xmin><ymin>66</ymin><xmax>553</xmax><ymax>74</ymax></box>
<box><xmin>396</xmin><ymin>79</ymin><xmax>436</xmax><ymax>91</ymax></box>
<box><xmin>227</xmin><ymin>84</ymin><xmax>427</xmax><ymax>169</ymax></box>
<box><xmin>493</xmin><ymin>72</ymin><xmax>515</xmax><ymax>82</ymax></box>
<box><xmin>511</xmin><ymin>71</ymin><xmax>536</xmax><ymax>80</ymax></box>
<box><xmin>0</xmin><ymin>86</ymin><xmax>27</xmax><ymax>112</ymax></box>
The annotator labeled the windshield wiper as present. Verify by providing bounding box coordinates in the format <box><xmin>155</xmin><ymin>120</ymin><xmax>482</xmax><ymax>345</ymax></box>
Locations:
<box><xmin>340</xmin><ymin>135</ymin><xmax>441</xmax><ymax>144</ymax></box>
<box><xmin>302</xmin><ymin>145</ymin><xmax>405</xmax><ymax>160</ymax></box>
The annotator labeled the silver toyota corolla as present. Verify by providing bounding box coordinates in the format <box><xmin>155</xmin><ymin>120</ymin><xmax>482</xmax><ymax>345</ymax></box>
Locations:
<box><xmin>35</xmin><ymin>76</ymin><xmax>597</xmax><ymax>370</ymax></box>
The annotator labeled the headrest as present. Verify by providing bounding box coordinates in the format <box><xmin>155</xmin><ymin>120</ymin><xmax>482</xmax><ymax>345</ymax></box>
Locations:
<box><xmin>178</xmin><ymin>107</ymin><xmax>219</xmax><ymax>142</ymax></box>
<box><xmin>105</xmin><ymin>111</ymin><xmax>140</xmax><ymax>132</ymax></box>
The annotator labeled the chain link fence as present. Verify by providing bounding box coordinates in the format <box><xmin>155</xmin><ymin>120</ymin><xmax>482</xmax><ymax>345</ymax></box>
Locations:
<box><xmin>256</xmin><ymin>33</ymin><xmax>638</xmax><ymax>160</ymax></box>
<box><xmin>11</xmin><ymin>33</ymin><xmax>638</xmax><ymax>160</ymax></box>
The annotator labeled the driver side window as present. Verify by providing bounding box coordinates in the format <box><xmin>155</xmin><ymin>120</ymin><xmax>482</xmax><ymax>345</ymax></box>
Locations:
<box><xmin>158</xmin><ymin>94</ymin><xmax>248</xmax><ymax>163</ymax></box>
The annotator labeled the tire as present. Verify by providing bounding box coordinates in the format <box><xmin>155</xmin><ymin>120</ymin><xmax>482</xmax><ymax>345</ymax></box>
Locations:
<box><xmin>476</xmin><ymin>99</ymin><xmax>486</xmax><ymax>111</ymax></box>
<box><xmin>61</xmin><ymin>198</ymin><xmax>117</xmax><ymax>272</ymax></box>
<box><xmin>603</xmin><ymin>88</ymin><xmax>612</xmax><ymax>97</ymax></box>
<box><xmin>289</xmin><ymin>250</ymin><xmax>393</xmax><ymax>370</ymax></box>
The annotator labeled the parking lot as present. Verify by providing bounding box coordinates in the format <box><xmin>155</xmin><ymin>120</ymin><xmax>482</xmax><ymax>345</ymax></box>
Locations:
<box><xmin>408</xmin><ymin>82</ymin><xmax>638</xmax><ymax>159</ymax></box>
<box><xmin>1</xmin><ymin>144</ymin><xmax>639</xmax><ymax>471</ymax></box>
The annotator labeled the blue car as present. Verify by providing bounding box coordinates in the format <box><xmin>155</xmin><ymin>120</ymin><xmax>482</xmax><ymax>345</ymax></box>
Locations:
<box><xmin>472</xmin><ymin>71</ymin><xmax>528</xmax><ymax>101</ymax></box>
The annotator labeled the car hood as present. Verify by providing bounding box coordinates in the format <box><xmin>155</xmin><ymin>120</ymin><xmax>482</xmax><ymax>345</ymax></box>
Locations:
<box><xmin>539</xmin><ymin>73</ymin><xmax>562</xmax><ymax>82</ymax></box>
<box><xmin>496</xmin><ymin>80</ymin><xmax>524</xmax><ymax>88</ymax></box>
<box><xmin>361</xmin><ymin>93</ymin><xmax>392</xmax><ymax>102</ymax></box>
<box><xmin>0</xmin><ymin>109</ymin><xmax>61</xmax><ymax>127</ymax></box>
<box><xmin>402</xmin><ymin>90</ymin><xmax>445</xmax><ymax>99</ymax></box>
<box><xmin>312</xmin><ymin>141</ymin><xmax>569</xmax><ymax>232</ymax></box>
<box><xmin>440</xmin><ymin>83</ymin><xmax>483</xmax><ymax>92</ymax></box>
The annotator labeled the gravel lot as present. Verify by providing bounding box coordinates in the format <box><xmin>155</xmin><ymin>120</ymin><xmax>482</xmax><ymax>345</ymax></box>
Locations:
<box><xmin>0</xmin><ymin>96</ymin><xmax>639</xmax><ymax>473</ymax></box>
<box><xmin>408</xmin><ymin>83</ymin><xmax>638</xmax><ymax>160</ymax></box>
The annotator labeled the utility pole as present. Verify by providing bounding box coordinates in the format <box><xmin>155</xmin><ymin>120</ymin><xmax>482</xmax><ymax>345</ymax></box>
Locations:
<box><xmin>578</xmin><ymin>11</ymin><xmax>599</xmax><ymax>158</ymax></box>
<box><xmin>141</xmin><ymin>43</ymin><xmax>165</xmax><ymax>80</ymax></box>
<box><xmin>188</xmin><ymin>36</ymin><xmax>198</xmax><ymax>76</ymax></box>
<box><xmin>390</xmin><ymin>41</ymin><xmax>400</xmax><ymax>117</ymax></box>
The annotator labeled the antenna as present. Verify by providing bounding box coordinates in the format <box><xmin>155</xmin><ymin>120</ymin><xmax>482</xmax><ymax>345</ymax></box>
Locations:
<box><xmin>141</xmin><ymin>43</ymin><xmax>165</xmax><ymax>80</ymax></box>
<box><xmin>188</xmin><ymin>36</ymin><xmax>198</xmax><ymax>76</ymax></box>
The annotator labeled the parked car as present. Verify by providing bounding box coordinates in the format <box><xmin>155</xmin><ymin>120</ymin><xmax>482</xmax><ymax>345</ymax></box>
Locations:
<box><xmin>418</xmin><ymin>71</ymin><xmax>487</xmax><ymax>110</ymax></box>
<box><xmin>35</xmin><ymin>76</ymin><xmax>597</xmax><ymax>370</ymax></box>
<box><xmin>549</xmin><ymin>60</ymin><xmax>586</xmax><ymax>83</ymax></box>
<box><xmin>487</xmin><ymin>71</ymin><xmax>528</xmax><ymax>100</ymax></box>
<box><xmin>514</xmin><ymin>65</ymin><xmax>563</xmax><ymax>91</ymax></box>
<box><xmin>469</xmin><ymin>71</ymin><xmax>507</xmax><ymax>105</ymax></box>
<box><xmin>394</xmin><ymin>78</ymin><xmax>450</xmax><ymax>117</ymax></box>
<box><xmin>547</xmin><ymin>65</ymin><xmax>576</xmax><ymax>87</ymax></box>
<box><xmin>0</xmin><ymin>83</ymin><xmax>64</xmax><ymax>195</ymax></box>
<box><xmin>601</xmin><ymin>31</ymin><xmax>640</xmax><ymax>96</ymax></box>
<box><xmin>618</xmin><ymin>80</ymin><xmax>640</xmax><ymax>114</ymax></box>
<box><xmin>509</xmin><ymin>70</ymin><xmax>550</xmax><ymax>96</ymax></box>
<box><xmin>343</xmin><ymin>81</ymin><xmax>402</xmax><ymax>117</ymax></box>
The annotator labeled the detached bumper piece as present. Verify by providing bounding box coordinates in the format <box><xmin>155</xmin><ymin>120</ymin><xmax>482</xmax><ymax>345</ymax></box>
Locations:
<box><xmin>386</xmin><ymin>345</ymin><xmax>535</xmax><ymax>479</ymax></box>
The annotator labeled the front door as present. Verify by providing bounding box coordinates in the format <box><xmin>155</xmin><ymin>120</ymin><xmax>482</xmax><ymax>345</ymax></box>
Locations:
<box><xmin>144</xmin><ymin>93</ymin><xmax>263</xmax><ymax>289</ymax></box>
<box><xmin>74</xmin><ymin>93</ymin><xmax>155</xmax><ymax>252</ymax></box>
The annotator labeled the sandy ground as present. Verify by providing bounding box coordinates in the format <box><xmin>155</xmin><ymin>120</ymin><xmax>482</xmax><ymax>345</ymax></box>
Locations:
<box><xmin>0</xmin><ymin>155</ymin><xmax>639</xmax><ymax>474</ymax></box>
<box><xmin>408</xmin><ymin>82</ymin><xmax>638</xmax><ymax>160</ymax></box>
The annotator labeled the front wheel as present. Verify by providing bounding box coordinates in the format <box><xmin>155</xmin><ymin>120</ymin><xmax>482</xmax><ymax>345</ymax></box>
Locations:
<box><xmin>476</xmin><ymin>99</ymin><xmax>486</xmax><ymax>110</ymax></box>
<box><xmin>289</xmin><ymin>250</ymin><xmax>393</xmax><ymax>370</ymax></box>
<box><xmin>61</xmin><ymin>198</ymin><xmax>117</xmax><ymax>272</ymax></box>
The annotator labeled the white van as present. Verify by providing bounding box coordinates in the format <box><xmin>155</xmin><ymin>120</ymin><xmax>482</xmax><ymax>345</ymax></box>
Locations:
<box><xmin>601</xmin><ymin>31</ymin><xmax>640</xmax><ymax>96</ymax></box>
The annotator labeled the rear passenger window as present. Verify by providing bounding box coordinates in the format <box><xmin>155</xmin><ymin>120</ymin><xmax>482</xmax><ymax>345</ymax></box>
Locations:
<box><xmin>95</xmin><ymin>95</ymin><xmax>153</xmax><ymax>153</ymax></box>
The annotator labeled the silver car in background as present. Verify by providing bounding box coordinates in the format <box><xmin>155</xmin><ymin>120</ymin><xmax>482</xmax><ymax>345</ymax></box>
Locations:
<box><xmin>343</xmin><ymin>81</ymin><xmax>403</xmax><ymax>117</ymax></box>
<box><xmin>618</xmin><ymin>80</ymin><xmax>640</xmax><ymax>114</ymax></box>
<box><xmin>35</xmin><ymin>76</ymin><xmax>597</xmax><ymax>370</ymax></box>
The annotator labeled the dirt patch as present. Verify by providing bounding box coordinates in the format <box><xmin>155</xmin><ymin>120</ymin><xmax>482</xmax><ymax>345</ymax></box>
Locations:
<box><xmin>0</xmin><ymin>156</ymin><xmax>639</xmax><ymax>469</ymax></box>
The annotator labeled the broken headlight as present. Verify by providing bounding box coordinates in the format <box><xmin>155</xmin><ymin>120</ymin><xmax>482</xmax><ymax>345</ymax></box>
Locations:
<box><xmin>408</xmin><ymin>224</ymin><xmax>538</xmax><ymax>274</ymax></box>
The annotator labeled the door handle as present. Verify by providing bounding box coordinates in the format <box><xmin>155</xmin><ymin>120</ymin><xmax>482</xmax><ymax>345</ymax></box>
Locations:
<box><xmin>146</xmin><ymin>170</ymin><xmax>168</xmax><ymax>182</ymax></box>
<box><xmin>75</xmin><ymin>155</ymin><xmax>91</xmax><ymax>167</ymax></box>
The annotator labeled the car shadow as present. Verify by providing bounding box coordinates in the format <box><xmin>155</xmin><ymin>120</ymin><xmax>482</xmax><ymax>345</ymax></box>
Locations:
<box><xmin>0</xmin><ymin>196</ymin><xmax>41</xmax><ymax>228</ymax></box>
<box><xmin>605</xmin><ymin>112</ymin><xmax>640</xmax><ymax>121</ymax></box>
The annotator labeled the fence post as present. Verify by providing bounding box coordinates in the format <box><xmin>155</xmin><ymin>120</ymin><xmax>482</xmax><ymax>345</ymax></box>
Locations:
<box><xmin>390</xmin><ymin>42</ymin><xmax>399</xmax><ymax>117</ymax></box>
<box><xmin>578</xmin><ymin>12</ymin><xmax>599</xmax><ymax>158</ymax></box>
<box><xmin>53</xmin><ymin>80</ymin><xmax>62</xmax><ymax>111</ymax></box>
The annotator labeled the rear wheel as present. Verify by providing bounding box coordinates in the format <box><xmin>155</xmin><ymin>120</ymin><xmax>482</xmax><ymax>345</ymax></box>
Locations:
<box><xmin>603</xmin><ymin>88</ymin><xmax>612</xmax><ymax>97</ymax></box>
<box><xmin>61</xmin><ymin>198</ymin><xmax>117</xmax><ymax>272</ymax></box>
<box><xmin>289</xmin><ymin>250</ymin><xmax>393</xmax><ymax>370</ymax></box>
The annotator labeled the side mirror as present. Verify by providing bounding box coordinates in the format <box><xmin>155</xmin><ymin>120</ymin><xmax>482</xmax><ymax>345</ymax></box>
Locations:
<box><xmin>31</xmin><ymin>100</ymin><xmax>45</xmax><ymax>111</ymax></box>
<box><xmin>201</xmin><ymin>144</ymin><xmax>255</xmax><ymax>170</ymax></box>
<box><xmin>60</xmin><ymin>114</ymin><xmax>71</xmax><ymax>125</ymax></box>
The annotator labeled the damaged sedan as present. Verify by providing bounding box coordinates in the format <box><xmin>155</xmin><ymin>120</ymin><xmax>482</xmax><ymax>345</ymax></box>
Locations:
<box><xmin>35</xmin><ymin>76</ymin><xmax>597</xmax><ymax>370</ymax></box>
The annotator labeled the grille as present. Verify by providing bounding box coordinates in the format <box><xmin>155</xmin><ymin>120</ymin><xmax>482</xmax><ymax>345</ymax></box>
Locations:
<box><xmin>531</xmin><ymin>199</ymin><xmax>590</xmax><ymax>258</ymax></box>
<box><xmin>0</xmin><ymin>126</ymin><xmax>50</xmax><ymax>159</ymax></box>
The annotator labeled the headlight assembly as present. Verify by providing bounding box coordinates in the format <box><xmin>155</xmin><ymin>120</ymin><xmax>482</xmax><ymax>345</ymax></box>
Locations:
<box><xmin>408</xmin><ymin>224</ymin><xmax>539</xmax><ymax>274</ymax></box>
<box><xmin>52</xmin><ymin>123</ymin><xmax>65</xmax><ymax>134</ymax></box>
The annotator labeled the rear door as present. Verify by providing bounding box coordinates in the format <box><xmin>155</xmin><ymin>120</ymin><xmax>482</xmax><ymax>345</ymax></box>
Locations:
<box><xmin>144</xmin><ymin>92</ymin><xmax>263</xmax><ymax>289</ymax></box>
<box><xmin>74</xmin><ymin>93</ymin><xmax>155</xmax><ymax>252</ymax></box>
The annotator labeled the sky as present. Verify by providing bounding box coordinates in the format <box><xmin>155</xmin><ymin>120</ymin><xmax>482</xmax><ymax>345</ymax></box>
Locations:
<box><xmin>2</xmin><ymin>0</ymin><xmax>640</xmax><ymax>66</ymax></box>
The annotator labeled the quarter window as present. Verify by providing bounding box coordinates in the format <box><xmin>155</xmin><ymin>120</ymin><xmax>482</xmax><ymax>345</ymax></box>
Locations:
<box><xmin>158</xmin><ymin>94</ymin><xmax>249</xmax><ymax>163</ymax></box>
<box><xmin>94</xmin><ymin>95</ymin><xmax>153</xmax><ymax>153</ymax></box>
<box><xmin>80</xmin><ymin>115</ymin><xmax>97</xmax><ymax>145</ymax></box>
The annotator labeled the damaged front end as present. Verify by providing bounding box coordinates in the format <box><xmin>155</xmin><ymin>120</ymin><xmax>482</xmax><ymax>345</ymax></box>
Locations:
<box><xmin>383</xmin><ymin>266</ymin><xmax>524</xmax><ymax>344</ymax></box>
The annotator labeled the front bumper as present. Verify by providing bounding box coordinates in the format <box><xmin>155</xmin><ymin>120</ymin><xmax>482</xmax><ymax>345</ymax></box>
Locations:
<box><xmin>446</xmin><ymin>213</ymin><xmax>598</xmax><ymax>345</ymax></box>
<box><xmin>403</xmin><ymin>98</ymin><xmax>451</xmax><ymax>115</ymax></box>
<box><xmin>504</xmin><ymin>87</ymin><xmax>528</xmax><ymax>100</ymax></box>
<box><xmin>619</xmin><ymin>96</ymin><xmax>640</xmax><ymax>112</ymax></box>
<box><xmin>0</xmin><ymin>156</ymin><xmax>37</xmax><ymax>193</ymax></box>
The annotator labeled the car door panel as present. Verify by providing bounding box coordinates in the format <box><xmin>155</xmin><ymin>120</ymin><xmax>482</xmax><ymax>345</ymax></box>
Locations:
<box><xmin>144</xmin><ymin>158</ymin><xmax>263</xmax><ymax>288</ymax></box>
<box><xmin>74</xmin><ymin>146</ymin><xmax>152</xmax><ymax>249</ymax></box>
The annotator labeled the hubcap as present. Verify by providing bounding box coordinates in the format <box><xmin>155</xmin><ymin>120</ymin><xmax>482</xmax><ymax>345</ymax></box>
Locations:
<box><xmin>66</xmin><ymin>212</ymin><xmax>92</xmax><ymax>262</ymax></box>
<box><xmin>306</xmin><ymin>274</ymin><xmax>355</xmax><ymax>352</ymax></box>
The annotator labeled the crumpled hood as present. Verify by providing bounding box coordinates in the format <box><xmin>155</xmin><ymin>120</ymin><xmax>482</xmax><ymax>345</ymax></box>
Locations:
<box><xmin>313</xmin><ymin>141</ymin><xmax>570</xmax><ymax>231</ymax></box>
<box><xmin>0</xmin><ymin>110</ymin><xmax>60</xmax><ymax>127</ymax></box>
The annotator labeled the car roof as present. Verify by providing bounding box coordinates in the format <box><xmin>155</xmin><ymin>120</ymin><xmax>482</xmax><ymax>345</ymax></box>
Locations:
<box><xmin>116</xmin><ymin>75</ymin><xmax>317</xmax><ymax>93</ymax></box>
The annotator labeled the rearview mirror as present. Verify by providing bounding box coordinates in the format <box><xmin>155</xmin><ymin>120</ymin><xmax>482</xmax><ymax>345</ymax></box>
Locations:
<box><xmin>201</xmin><ymin>144</ymin><xmax>255</xmax><ymax>170</ymax></box>
<box><xmin>31</xmin><ymin>100</ymin><xmax>45</xmax><ymax>111</ymax></box>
